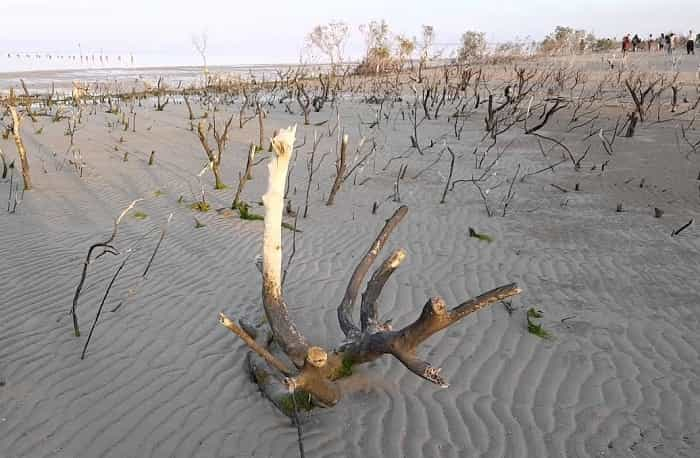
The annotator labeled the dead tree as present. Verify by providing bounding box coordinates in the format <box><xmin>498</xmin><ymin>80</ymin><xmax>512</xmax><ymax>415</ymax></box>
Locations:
<box><xmin>183</xmin><ymin>93</ymin><xmax>195</xmax><ymax>120</ymax></box>
<box><xmin>71</xmin><ymin>200</ymin><xmax>141</xmax><ymax>336</ymax></box>
<box><xmin>238</xmin><ymin>85</ymin><xmax>259</xmax><ymax>128</ymax></box>
<box><xmin>408</xmin><ymin>86</ymin><xmax>427</xmax><ymax>154</ymax></box>
<box><xmin>8</xmin><ymin>105</ymin><xmax>32</xmax><ymax>190</ymax></box>
<box><xmin>670</xmin><ymin>83</ymin><xmax>679</xmax><ymax>113</ymax></box>
<box><xmin>523</xmin><ymin>98</ymin><xmax>576</xmax><ymax>166</ymax></box>
<box><xmin>303</xmin><ymin>131</ymin><xmax>323</xmax><ymax>218</ymax></box>
<box><xmin>624</xmin><ymin>74</ymin><xmax>666</xmax><ymax>122</ymax></box>
<box><xmin>439</xmin><ymin>146</ymin><xmax>456</xmax><ymax>204</ymax></box>
<box><xmin>219</xmin><ymin>127</ymin><xmax>522</xmax><ymax>413</ymax></box>
<box><xmin>65</xmin><ymin>108</ymin><xmax>81</xmax><ymax>150</ymax></box>
<box><xmin>625</xmin><ymin>112</ymin><xmax>638</xmax><ymax>138</ymax></box>
<box><xmin>196</xmin><ymin>112</ymin><xmax>234</xmax><ymax>189</ymax></box>
<box><xmin>155</xmin><ymin>77</ymin><xmax>170</xmax><ymax>111</ymax></box>
<box><xmin>256</xmin><ymin>101</ymin><xmax>265</xmax><ymax>149</ymax></box>
<box><xmin>0</xmin><ymin>148</ymin><xmax>7</xmax><ymax>179</ymax></box>
<box><xmin>325</xmin><ymin>134</ymin><xmax>349</xmax><ymax>206</ymax></box>
<box><xmin>296</xmin><ymin>81</ymin><xmax>311</xmax><ymax>125</ymax></box>
<box><xmin>232</xmin><ymin>143</ymin><xmax>256</xmax><ymax>209</ymax></box>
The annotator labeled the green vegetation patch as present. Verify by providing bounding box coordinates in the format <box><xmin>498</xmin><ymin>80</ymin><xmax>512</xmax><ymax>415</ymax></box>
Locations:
<box><xmin>278</xmin><ymin>390</ymin><xmax>314</xmax><ymax>416</ymax></box>
<box><xmin>468</xmin><ymin>227</ymin><xmax>494</xmax><ymax>243</ymax></box>
<box><xmin>190</xmin><ymin>201</ymin><xmax>211</xmax><ymax>212</ymax></box>
<box><xmin>526</xmin><ymin>307</ymin><xmax>553</xmax><ymax>339</ymax></box>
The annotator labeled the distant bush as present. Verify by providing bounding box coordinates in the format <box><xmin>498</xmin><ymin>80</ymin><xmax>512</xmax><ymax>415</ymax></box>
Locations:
<box><xmin>457</xmin><ymin>31</ymin><xmax>486</xmax><ymax>62</ymax></box>
<box><xmin>354</xmin><ymin>20</ymin><xmax>395</xmax><ymax>75</ymax></box>
<box><xmin>538</xmin><ymin>26</ymin><xmax>618</xmax><ymax>55</ymax></box>
<box><xmin>592</xmin><ymin>38</ymin><xmax>616</xmax><ymax>52</ymax></box>
<box><xmin>539</xmin><ymin>26</ymin><xmax>586</xmax><ymax>55</ymax></box>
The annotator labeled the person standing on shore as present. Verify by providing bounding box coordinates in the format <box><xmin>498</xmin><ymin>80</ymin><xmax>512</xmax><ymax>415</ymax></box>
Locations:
<box><xmin>659</xmin><ymin>34</ymin><xmax>665</xmax><ymax>52</ymax></box>
<box><xmin>665</xmin><ymin>34</ymin><xmax>673</xmax><ymax>55</ymax></box>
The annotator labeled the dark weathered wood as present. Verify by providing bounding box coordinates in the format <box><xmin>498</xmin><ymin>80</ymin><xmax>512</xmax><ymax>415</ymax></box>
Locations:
<box><xmin>81</xmin><ymin>248</ymin><xmax>134</xmax><ymax>359</ymax></box>
<box><xmin>360</xmin><ymin>249</ymin><xmax>406</xmax><ymax>331</ymax></box>
<box><xmin>70</xmin><ymin>199</ymin><xmax>140</xmax><ymax>336</ymax></box>
<box><xmin>339</xmin><ymin>283</ymin><xmax>521</xmax><ymax>387</ymax></box>
<box><xmin>337</xmin><ymin>205</ymin><xmax>408</xmax><ymax>338</ymax></box>
<box><xmin>440</xmin><ymin>146</ymin><xmax>456</xmax><ymax>204</ymax></box>
<box><xmin>326</xmin><ymin>134</ymin><xmax>348</xmax><ymax>206</ymax></box>
<box><xmin>671</xmin><ymin>219</ymin><xmax>693</xmax><ymax>237</ymax></box>
<box><xmin>232</xmin><ymin>143</ymin><xmax>256</xmax><ymax>209</ymax></box>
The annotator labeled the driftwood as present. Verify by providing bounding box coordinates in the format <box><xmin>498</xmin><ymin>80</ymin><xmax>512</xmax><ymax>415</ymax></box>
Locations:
<box><xmin>219</xmin><ymin>126</ymin><xmax>522</xmax><ymax>414</ymax></box>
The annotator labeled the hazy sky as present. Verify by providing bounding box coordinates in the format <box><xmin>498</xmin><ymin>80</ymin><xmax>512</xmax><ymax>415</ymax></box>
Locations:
<box><xmin>1</xmin><ymin>0</ymin><xmax>699</xmax><ymax>65</ymax></box>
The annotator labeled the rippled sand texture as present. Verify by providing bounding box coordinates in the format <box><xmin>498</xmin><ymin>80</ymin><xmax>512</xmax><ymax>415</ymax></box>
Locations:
<box><xmin>1</xmin><ymin>71</ymin><xmax>700</xmax><ymax>457</ymax></box>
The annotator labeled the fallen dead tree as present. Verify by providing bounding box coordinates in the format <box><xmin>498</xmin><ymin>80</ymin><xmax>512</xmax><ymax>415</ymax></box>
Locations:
<box><xmin>218</xmin><ymin>126</ymin><xmax>522</xmax><ymax>415</ymax></box>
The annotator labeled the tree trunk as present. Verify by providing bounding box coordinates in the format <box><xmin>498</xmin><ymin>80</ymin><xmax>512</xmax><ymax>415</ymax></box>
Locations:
<box><xmin>262</xmin><ymin>126</ymin><xmax>309</xmax><ymax>366</ymax></box>
<box><xmin>9</xmin><ymin>106</ymin><xmax>32</xmax><ymax>190</ymax></box>
<box><xmin>212</xmin><ymin>162</ymin><xmax>224</xmax><ymax>190</ymax></box>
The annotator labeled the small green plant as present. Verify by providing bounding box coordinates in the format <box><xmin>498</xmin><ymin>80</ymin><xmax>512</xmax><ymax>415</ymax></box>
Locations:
<box><xmin>235</xmin><ymin>201</ymin><xmax>300</xmax><ymax>232</ymax></box>
<box><xmin>335</xmin><ymin>357</ymin><xmax>354</xmax><ymax>378</ymax></box>
<box><xmin>278</xmin><ymin>390</ymin><xmax>314</xmax><ymax>416</ymax></box>
<box><xmin>236</xmin><ymin>201</ymin><xmax>264</xmax><ymax>221</ymax></box>
<box><xmin>177</xmin><ymin>195</ymin><xmax>184</xmax><ymax>204</ymax></box>
<box><xmin>190</xmin><ymin>201</ymin><xmax>211</xmax><ymax>212</ymax></box>
<box><xmin>133</xmin><ymin>211</ymin><xmax>148</xmax><ymax>220</ymax></box>
<box><xmin>281</xmin><ymin>222</ymin><xmax>299</xmax><ymax>232</ymax></box>
<box><xmin>35</xmin><ymin>127</ymin><xmax>43</xmax><ymax>135</ymax></box>
<box><xmin>468</xmin><ymin>227</ymin><xmax>494</xmax><ymax>243</ymax></box>
<box><xmin>526</xmin><ymin>307</ymin><xmax>553</xmax><ymax>339</ymax></box>
<box><xmin>194</xmin><ymin>217</ymin><xmax>206</xmax><ymax>228</ymax></box>
<box><xmin>153</xmin><ymin>190</ymin><xmax>164</xmax><ymax>197</ymax></box>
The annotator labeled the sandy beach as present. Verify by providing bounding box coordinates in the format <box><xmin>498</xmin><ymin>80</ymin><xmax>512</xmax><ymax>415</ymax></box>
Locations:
<box><xmin>1</xmin><ymin>50</ymin><xmax>700</xmax><ymax>458</ymax></box>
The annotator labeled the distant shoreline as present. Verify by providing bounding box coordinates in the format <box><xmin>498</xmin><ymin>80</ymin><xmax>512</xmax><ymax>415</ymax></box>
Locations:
<box><xmin>0</xmin><ymin>62</ymin><xmax>350</xmax><ymax>91</ymax></box>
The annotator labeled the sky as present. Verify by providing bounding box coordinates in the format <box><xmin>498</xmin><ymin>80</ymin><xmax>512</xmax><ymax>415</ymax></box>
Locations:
<box><xmin>1</xmin><ymin>0</ymin><xmax>698</xmax><ymax>70</ymax></box>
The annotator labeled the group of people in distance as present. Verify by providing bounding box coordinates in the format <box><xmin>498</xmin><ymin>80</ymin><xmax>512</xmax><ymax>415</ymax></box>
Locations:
<box><xmin>622</xmin><ymin>31</ymin><xmax>698</xmax><ymax>55</ymax></box>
